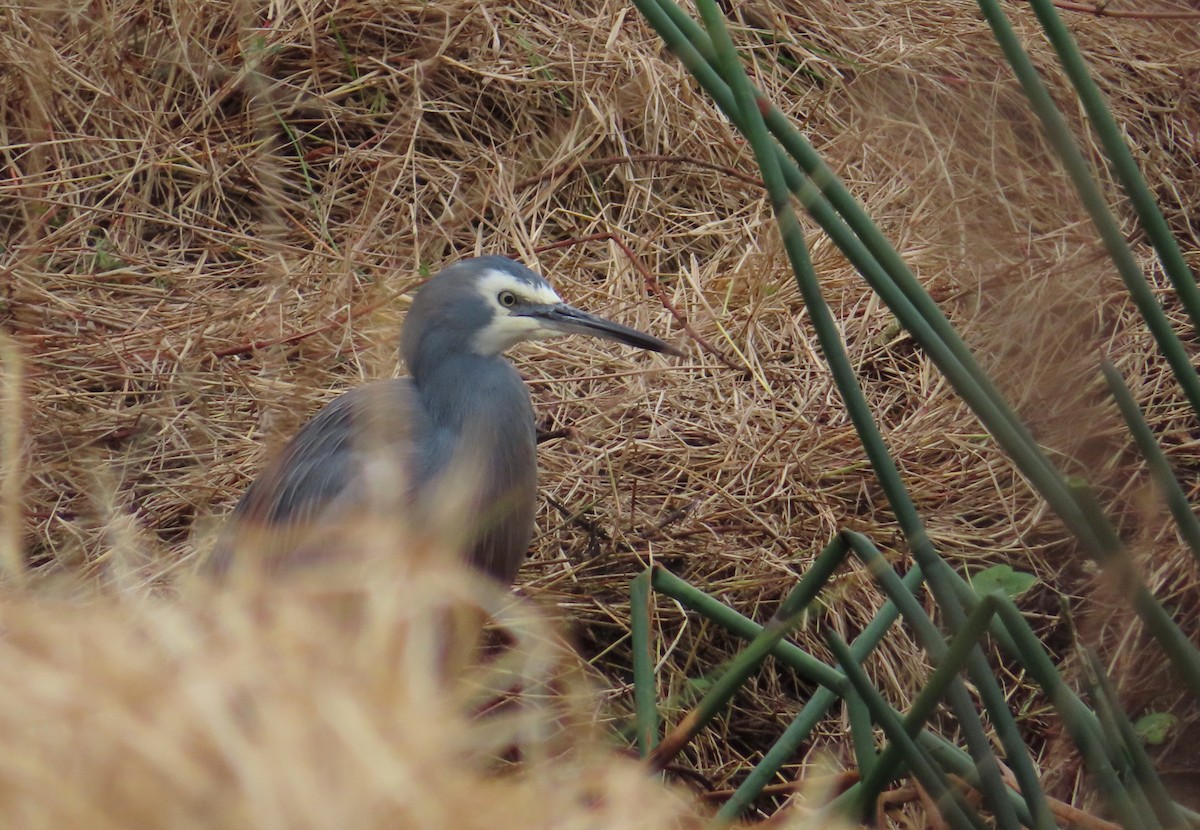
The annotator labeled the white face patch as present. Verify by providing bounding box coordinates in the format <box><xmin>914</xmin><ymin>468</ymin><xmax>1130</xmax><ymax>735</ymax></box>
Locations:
<box><xmin>472</xmin><ymin>268</ymin><xmax>565</xmax><ymax>356</ymax></box>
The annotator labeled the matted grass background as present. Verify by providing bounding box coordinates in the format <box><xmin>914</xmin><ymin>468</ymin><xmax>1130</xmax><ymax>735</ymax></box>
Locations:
<box><xmin>2</xmin><ymin>0</ymin><xmax>1198</xmax><ymax>823</ymax></box>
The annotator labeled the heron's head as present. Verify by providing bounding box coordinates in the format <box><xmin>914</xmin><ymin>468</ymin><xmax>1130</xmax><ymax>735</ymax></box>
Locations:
<box><xmin>402</xmin><ymin>256</ymin><xmax>680</xmax><ymax>375</ymax></box>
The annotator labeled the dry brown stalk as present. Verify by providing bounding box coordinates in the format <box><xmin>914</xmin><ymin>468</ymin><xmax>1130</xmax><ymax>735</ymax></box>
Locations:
<box><xmin>1052</xmin><ymin>1</ymin><xmax>1200</xmax><ymax>19</ymax></box>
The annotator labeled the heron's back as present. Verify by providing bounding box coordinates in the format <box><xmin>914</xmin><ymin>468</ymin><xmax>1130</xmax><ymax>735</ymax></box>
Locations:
<box><xmin>212</xmin><ymin>357</ymin><xmax>539</xmax><ymax>583</ymax></box>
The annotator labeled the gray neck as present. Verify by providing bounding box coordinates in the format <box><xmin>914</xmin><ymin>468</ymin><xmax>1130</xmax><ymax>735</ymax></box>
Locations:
<box><xmin>414</xmin><ymin>349</ymin><xmax>529</xmax><ymax>432</ymax></box>
<box><xmin>408</xmin><ymin>347</ymin><xmax>539</xmax><ymax>583</ymax></box>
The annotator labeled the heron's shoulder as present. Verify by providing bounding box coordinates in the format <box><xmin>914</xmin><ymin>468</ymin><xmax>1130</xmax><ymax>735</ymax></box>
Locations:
<box><xmin>296</xmin><ymin>378</ymin><xmax>429</xmax><ymax>440</ymax></box>
<box><xmin>314</xmin><ymin>378</ymin><xmax>419</xmax><ymax>411</ymax></box>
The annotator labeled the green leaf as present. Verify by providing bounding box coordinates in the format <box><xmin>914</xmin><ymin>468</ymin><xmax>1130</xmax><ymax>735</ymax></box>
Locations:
<box><xmin>1133</xmin><ymin>712</ymin><xmax>1177</xmax><ymax>745</ymax></box>
<box><xmin>970</xmin><ymin>565</ymin><xmax>1037</xmax><ymax>599</ymax></box>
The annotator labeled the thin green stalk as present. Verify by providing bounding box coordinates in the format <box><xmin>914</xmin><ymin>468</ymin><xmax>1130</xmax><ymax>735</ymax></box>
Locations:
<box><xmin>272</xmin><ymin>115</ymin><xmax>332</xmax><ymax>245</ymax></box>
<box><xmin>642</xmin><ymin>0</ymin><xmax>1106</xmax><ymax>559</ymax></box>
<box><xmin>1023</xmin><ymin>0</ymin><xmax>1200</xmax><ymax>333</ymax></box>
<box><xmin>641</xmin><ymin>0</ymin><xmax>1200</xmax><ymax>706</ymax></box>
<box><xmin>715</xmin><ymin>565</ymin><xmax>925</xmax><ymax>823</ymax></box>
<box><xmin>844</xmin><ymin>595</ymin><xmax>1000</xmax><ymax>810</ymax></box>
<box><xmin>945</xmin><ymin>563</ymin><xmax>1200</xmax><ymax>825</ymax></box>
<box><xmin>635</xmin><ymin>2</ymin><xmax>1198</xmax><ymax>821</ymax></box>
<box><xmin>1067</xmin><ymin>482</ymin><xmax>1200</xmax><ymax>697</ymax></box>
<box><xmin>990</xmin><ymin>600</ymin><xmax>1146</xmax><ymax>827</ymax></box>
<box><xmin>636</xmin><ymin>0</ymin><xmax>1116</xmax><ymax>563</ymax></box>
<box><xmin>845</xmin><ymin>533</ymin><xmax>1054</xmax><ymax>829</ymax></box>
<box><xmin>691</xmin><ymin>5</ymin><xmax>1017</xmax><ymax>823</ymax></box>
<box><xmin>649</xmin><ymin>566</ymin><xmax>846</xmax><ymax>692</ymax></box>
<box><xmin>717</xmin><ymin>689</ymin><xmax>839</xmax><ymax>826</ymax></box>
<box><xmin>631</xmin><ymin>569</ymin><xmax>658</xmax><ymax>757</ymax></box>
<box><xmin>688</xmin><ymin>559</ymin><xmax>1034</xmax><ymax>827</ymax></box>
<box><xmin>825</xmin><ymin>630</ymin><xmax>987</xmax><ymax>830</ymax></box>
<box><xmin>642</xmin><ymin>0</ymin><xmax>1200</xmax><ymax>650</ymax></box>
<box><xmin>912</xmin><ymin>734</ymin><xmax>1038</xmax><ymax>826</ymax></box>
<box><xmin>1102</xmin><ymin>360</ymin><xmax>1200</xmax><ymax>562</ymax></box>
<box><xmin>647</xmin><ymin>536</ymin><xmax>848</xmax><ymax>768</ymax></box>
<box><xmin>648</xmin><ymin>0</ymin><xmax>1022</xmax><ymax>416</ymax></box>
<box><xmin>1083</xmin><ymin>649</ymin><xmax>1186</xmax><ymax>830</ymax></box>
<box><xmin>973</xmin><ymin>0</ymin><xmax>1200</xmax><ymax>423</ymax></box>
<box><xmin>845</xmin><ymin>689</ymin><xmax>877</xmax><ymax>781</ymax></box>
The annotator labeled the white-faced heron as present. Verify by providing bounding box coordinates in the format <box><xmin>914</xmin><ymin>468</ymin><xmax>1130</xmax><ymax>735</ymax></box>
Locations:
<box><xmin>213</xmin><ymin>255</ymin><xmax>680</xmax><ymax>583</ymax></box>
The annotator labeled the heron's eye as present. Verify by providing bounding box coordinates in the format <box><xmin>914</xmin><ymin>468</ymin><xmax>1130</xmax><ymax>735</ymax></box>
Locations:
<box><xmin>498</xmin><ymin>290</ymin><xmax>519</xmax><ymax>308</ymax></box>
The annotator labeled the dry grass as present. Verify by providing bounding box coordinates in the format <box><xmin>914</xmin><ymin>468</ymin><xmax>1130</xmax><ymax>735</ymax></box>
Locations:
<box><xmin>0</xmin><ymin>550</ymin><xmax>714</xmax><ymax>828</ymax></box>
<box><xmin>2</xmin><ymin>0</ymin><xmax>1199</xmax><ymax>823</ymax></box>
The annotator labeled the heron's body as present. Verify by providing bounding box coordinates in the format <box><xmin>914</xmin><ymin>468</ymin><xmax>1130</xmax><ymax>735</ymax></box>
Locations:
<box><xmin>214</xmin><ymin>256</ymin><xmax>677</xmax><ymax>583</ymax></box>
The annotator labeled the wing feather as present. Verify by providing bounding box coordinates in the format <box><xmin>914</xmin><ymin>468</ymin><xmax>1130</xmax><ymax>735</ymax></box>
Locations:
<box><xmin>210</xmin><ymin>379</ymin><xmax>430</xmax><ymax>573</ymax></box>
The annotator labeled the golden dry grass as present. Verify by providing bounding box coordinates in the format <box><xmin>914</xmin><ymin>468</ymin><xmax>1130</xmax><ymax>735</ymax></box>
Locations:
<box><xmin>2</xmin><ymin>0</ymin><xmax>1199</xmax><ymax>824</ymax></box>
<box><xmin>0</xmin><ymin>552</ymin><xmax>713</xmax><ymax>828</ymax></box>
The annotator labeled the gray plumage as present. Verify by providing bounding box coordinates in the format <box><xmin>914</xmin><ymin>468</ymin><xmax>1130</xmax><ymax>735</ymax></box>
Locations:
<box><xmin>212</xmin><ymin>256</ymin><xmax>679</xmax><ymax>583</ymax></box>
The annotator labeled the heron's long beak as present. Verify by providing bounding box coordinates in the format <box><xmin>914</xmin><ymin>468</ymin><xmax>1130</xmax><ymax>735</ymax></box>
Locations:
<box><xmin>525</xmin><ymin>304</ymin><xmax>683</xmax><ymax>356</ymax></box>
